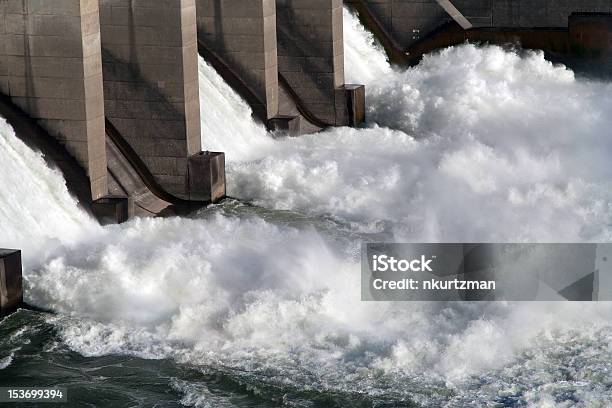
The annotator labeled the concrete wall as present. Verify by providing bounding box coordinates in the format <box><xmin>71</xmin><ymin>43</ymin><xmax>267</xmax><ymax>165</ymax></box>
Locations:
<box><xmin>357</xmin><ymin>0</ymin><xmax>450</xmax><ymax>46</ymax></box>
<box><xmin>569</xmin><ymin>13</ymin><xmax>612</xmax><ymax>57</ymax></box>
<box><xmin>487</xmin><ymin>1</ymin><xmax>612</xmax><ymax>28</ymax></box>
<box><xmin>99</xmin><ymin>0</ymin><xmax>201</xmax><ymax>198</ymax></box>
<box><xmin>357</xmin><ymin>0</ymin><xmax>612</xmax><ymax>48</ymax></box>
<box><xmin>196</xmin><ymin>0</ymin><xmax>278</xmax><ymax>120</ymax></box>
<box><xmin>0</xmin><ymin>0</ymin><xmax>107</xmax><ymax>200</ymax></box>
<box><xmin>276</xmin><ymin>0</ymin><xmax>347</xmax><ymax>125</ymax></box>
<box><xmin>453</xmin><ymin>0</ymin><xmax>612</xmax><ymax>28</ymax></box>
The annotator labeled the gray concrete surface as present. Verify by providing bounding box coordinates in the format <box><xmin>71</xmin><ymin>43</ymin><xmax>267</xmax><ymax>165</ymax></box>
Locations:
<box><xmin>354</xmin><ymin>0</ymin><xmax>612</xmax><ymax>47</ymax></box>
<box><xmin>197</xmin><ymin>0</ymin><xmax>279</xmax><ymax>120</ymax></box>
<box><xmin>99</xmin><ymin>0</ymin><xmax>202</xmax><ymax>199</ymax></box>
<box><xmin>276</xmin><ymin>0</ymin><xmax>348</xmax><ymax>125</ymax></box>
<box><xmin>0</xmin><ymin>0</ymin><xmax>108</xmax><ymax>200</ymax></box>
<box><xmin>0</xmin><ymin>249</ymin><xmax>22</xmax><ymax>316</ymax></box>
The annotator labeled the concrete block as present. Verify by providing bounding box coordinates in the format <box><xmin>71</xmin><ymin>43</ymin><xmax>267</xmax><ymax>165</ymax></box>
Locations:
<box><xmin>0</xmin><ymin>249</ymin><xmax>23</xmax><ymax>316</ymax></box>
<box><xmin>268</xmin><ymin>115</ymin><xmax>301</xmax><ymax>135</ymax></box>
<box><xmin>91</xmin><ymin>196</ymin><xmax>130</xmax><ymax>224</ymax></box>
<box><xmin>187</xmin><ymin>152</ymin><xmax>226</xmax><ymax>203</ymax></box>
<box><xmin>341</xmin><ymin>84</ymin><xmax>366</xmax><ymax>127</ymax></box>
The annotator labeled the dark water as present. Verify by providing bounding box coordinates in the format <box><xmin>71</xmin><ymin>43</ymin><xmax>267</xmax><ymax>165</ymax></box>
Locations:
<box><xmin>0</xmin><ymin>310</ymin><xmax>210</xmax><ymax>408</ymax></box>
<box><xmin>0</xmin><ymin>309</ymin><xmax>419</xmax><ymax>408</ymax></box>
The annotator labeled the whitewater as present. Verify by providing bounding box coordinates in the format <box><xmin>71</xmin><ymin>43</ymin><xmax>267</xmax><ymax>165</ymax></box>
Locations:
<box><xmin>1</xmin><ymin>8</ymin><xmax>612</xmax><ymax>407</ymax></box>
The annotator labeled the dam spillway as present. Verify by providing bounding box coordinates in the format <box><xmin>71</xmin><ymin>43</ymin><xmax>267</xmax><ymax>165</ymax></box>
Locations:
<box><xmin>1</xmin><ymin>0</ymin><xmax>611</xmax><ymax>222</ymax></box>
<box><xmin>0</xmin><ymin>0</ymin><xmax>366</xmax><ymax>221</ymax></box>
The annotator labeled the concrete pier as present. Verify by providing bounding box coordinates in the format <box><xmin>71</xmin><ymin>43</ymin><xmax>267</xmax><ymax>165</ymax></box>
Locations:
<box><xmin>276</xmin><ymin>0</ymin><xmax>364</xmax><ymax>126</ymax></box>
<box><xmin>196</xmin><ymin>0</ymin><xmax>279</xmax><ymax>121</ymax></box>
<box><xmin>0</xmin><ymin>250</ymin><xmax>22</xmax><ymax>316</ymax></box>
<box><xmin>99</xmin><ymin>0</ymin><xmax>204</xmax><ymax>199</ymax></box>
<box><xmin>0</xmin><ymin>0</ymin><xmax>108</xmax><ymax>200</ymax></box>
<box><xmin>91</xmin><ymin>196</ymin><xmax>130</xmax><ymax>224</ymax></box>
<box><xmin>188</xmin><ymin>151</ymin><xmax>226</xmax><ymax>203</ymax></box>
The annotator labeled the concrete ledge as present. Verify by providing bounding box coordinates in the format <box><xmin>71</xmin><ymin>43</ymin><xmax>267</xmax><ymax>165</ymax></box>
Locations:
<box><xmin>268</xmin><ymin>115</ymin><xmax>301</xmax><ymax>135</ymax></box>
<box><xmin>91</xmin><ymin>196</ymin><xmax>130</xmax><ymax>225</ymax></box>
<box><xmin>187</xmin><ymin>152</ymin><xmax>226</xmax><ymax>203</ymax></box>
<box><xmin>0</xmin><ymin>250</ymin><xmax>23</xmax><ymax>316</ymax></box>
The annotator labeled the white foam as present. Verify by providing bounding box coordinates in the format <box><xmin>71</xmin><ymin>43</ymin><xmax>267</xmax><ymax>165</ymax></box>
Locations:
<box><xmin>198</xmin><ymin>57</ymin><xmax>272</xmax><ymax>162</ymax></box>
<box><xmin>222</xmin><ymin>9</ymin><xmax>612</xmax><ymax>243</ymax></box>
<box><xmin>0</xmin><ymin>119</ymin><xmax>99</xmax><ymax>266</ymax></box>
<box><xmin>0</xmin><ymin>354</ymin><xmax>13</xmax><ymax>370</ymax></box>
<box><xmin>343</xmin><ymin>8</ymin><xmax>392</xmax><ymax>84</ymax></box>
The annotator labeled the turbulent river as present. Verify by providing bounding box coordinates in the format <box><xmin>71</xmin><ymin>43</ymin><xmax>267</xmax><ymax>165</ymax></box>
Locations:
<box><xmin>1</xmin><ymin>8</ymin><xmax>612</xmax><ymax>408</ymax></box>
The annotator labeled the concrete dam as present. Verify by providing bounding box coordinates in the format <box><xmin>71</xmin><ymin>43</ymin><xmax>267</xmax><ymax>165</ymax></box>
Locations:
<box><xmin>0</xmin><ymin>0</ymin><xmax>367</xmax><ymax>223</ymax></box>
<box><xmin>0</xmin><ymin>0</ymin><xmax>611</xmax><ymax>226</ymax></box>
<box><xmin>2</xmin><ymin>0</ymin><xmax>612</xmax><ymax>405</ymax></box>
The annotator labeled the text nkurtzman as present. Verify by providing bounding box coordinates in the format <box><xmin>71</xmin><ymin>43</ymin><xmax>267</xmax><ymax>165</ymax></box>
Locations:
<box><xmin>372</xmin><ymin>278</ymin><xmax>495</xmax><ymax>291</ymax></box>
<box><xmin>423</xmin><ymin>279</ymin><xmax>495</xmax><ymax>291</ymax></box>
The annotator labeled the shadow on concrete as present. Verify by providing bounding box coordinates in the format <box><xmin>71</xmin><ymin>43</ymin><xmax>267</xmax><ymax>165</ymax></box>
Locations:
<box><xmin>198</xmin><ymin>0</ymin><xmax>273</xmax><ymax>120</ymax></box>
<box><xmin>0</xmin><ymin>93</ymin><xmax>93</xmax><ymax>211</ymax></box>
<box><xmin>197</xmin><ymin>1</ymin><xmax>331</xmax><ymax>128</ymax></box>
<box><xmin>349</xmin><ymin>1</ymin><xmax>612</xmax><ymax>80</ymax></box>
<box><xmin>344</xmin><ymin>0</ymin><xmax>410</xmax><ymax>65</ymax></box>
<box><xmin>276</xmin><ymin>0</ymin><xmax>341</xmax><ymax>124</ymax></box>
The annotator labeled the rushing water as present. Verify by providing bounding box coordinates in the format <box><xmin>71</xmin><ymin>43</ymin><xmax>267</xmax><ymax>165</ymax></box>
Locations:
<box><xmin>1</xmin><ymin>7</ymin><xmax>612</xmax><ymax>407</ymax></box>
